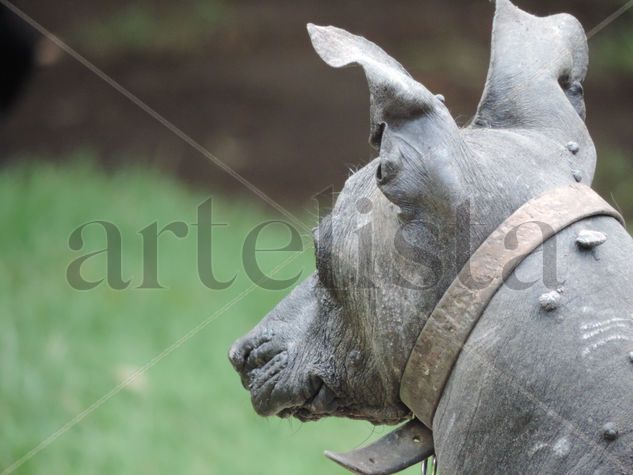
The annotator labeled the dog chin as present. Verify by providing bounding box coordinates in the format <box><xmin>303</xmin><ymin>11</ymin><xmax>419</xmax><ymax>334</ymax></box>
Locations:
<box><xmin>277</xmin><ymin>394</ymin><xmax>411</xmax><ymax>426</ymax></box>
<box><xmin>252</xmin><ymin>375</ymin><xmax>337</xmax><ymax>419</ymax></box>
<box><xmin>248</xmin><ymin>363</ymin><xmax>411</xmax><ymax>425</ymax></box>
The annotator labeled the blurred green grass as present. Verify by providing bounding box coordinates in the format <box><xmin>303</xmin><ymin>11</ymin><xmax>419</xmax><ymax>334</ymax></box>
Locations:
<box><xmin>0</xmin><ymin>159</ymin><xmax>418</xmax><ymax>474</ymax></box>
<box><xmin>9</xmin><ymin>149</ymin><xmax>628</xmax><ymax>474</ymax></box>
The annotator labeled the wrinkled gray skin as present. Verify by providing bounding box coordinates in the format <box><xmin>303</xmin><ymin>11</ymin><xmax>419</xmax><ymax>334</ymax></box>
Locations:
<box><xmin>229</xmin><ymin>1</ymin><xmax>633</xmax><ymax>472</ymax></box>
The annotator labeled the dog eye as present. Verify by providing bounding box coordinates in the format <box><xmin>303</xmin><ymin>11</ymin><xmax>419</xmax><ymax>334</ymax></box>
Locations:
<box><xmin>558</xmin><ymin>75</ymin><xmax>583</xmax><ymax>97</ymax></box>
<box><xmin>376</xmin><ymin>163</ymin><xmax>384</xmax><ymax>182</ymax></box>
<box><xmin>568</xmin><ymin>82</ymin><xmax>584</xmax><ymax>97</ymax></box>
<box><xmin>370</xmin><ymin>122</ymin><xmax>386</xmax><ymax>149</ymax></box>
<box><xmin>376</xmin><ymin>157</ymin><xmax>399</xmax><ymax>187</ymax></box>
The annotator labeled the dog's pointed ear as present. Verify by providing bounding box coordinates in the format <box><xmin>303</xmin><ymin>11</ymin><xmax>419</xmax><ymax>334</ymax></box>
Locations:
<box><xmin>476</xmin><ymin>0</ymin><xmax>589</xmax><ymax>126</ymax></box>
<box><xmin>307</xmin><ymin>23</ymin><xmax>445</xmax><ymax>149</ymax></box>
<box><xmin>308</xmin><ymin>24</ymin><xmax>467</xmax><ymax>218</ymax></box>
<box><xmin>474</xmin><ymin>0</ymin><xmax>595</xmax><ymax>182</ymax></box>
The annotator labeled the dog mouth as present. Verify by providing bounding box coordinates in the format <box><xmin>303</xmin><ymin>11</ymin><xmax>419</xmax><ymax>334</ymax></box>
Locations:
<box><xmin>247</xmin><ymin>357</ymin><xmax>341</xmax><ymax>419</ymax></box>
<box><xmin>246</xmin><ymin>351</ymin><xmax>293</xmax><ymax>416</ymax></box>
<box><xmin>279</xmin><ymin>377</ymin><xmax>340</xmax><ymax>421</ymax></box>
<box><xmin>278</xmin><ymin>399</ymin><xmax>409</xmax><ymax>425</ymax></box>
<box><xmin>235</xmin><ymin>338</ymin><xmax>410</xmax><ymax>425</ymax></box>
<box><xmin>249</xmin><ymin>362</ymin><xmax>408</xmax><ymax>425</ymax></box>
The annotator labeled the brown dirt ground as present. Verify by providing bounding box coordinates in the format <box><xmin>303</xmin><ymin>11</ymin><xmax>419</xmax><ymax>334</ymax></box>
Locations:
<box><xmin>1</xmin><ymin>0</ymin><xmax>632</xmax><ymax>206</ymax></box>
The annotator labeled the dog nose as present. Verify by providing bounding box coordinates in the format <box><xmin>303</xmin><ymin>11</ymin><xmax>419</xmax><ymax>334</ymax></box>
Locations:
<box><xmin>228</xmin><ymin>339</ymin><xmax>247</xmax><ymax>372</ymax></box>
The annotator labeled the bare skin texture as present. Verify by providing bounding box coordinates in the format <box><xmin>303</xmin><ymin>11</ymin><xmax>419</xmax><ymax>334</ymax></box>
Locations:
<box><xmin>229</xmin><ymin>1</ymin><xmax>633</xmax><ymax>472</ymax></box>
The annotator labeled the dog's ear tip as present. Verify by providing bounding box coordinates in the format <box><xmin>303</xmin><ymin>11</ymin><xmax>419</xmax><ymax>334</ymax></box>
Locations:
<box><xmin>306</xmin><ymin>24</ymin><xmax>342</xmax><ymax>44</ymax></box>
<box><xmin>494</xmin><ymin>0</ymin><xmax>518</xmax><ymax>14</ymax></box>
<box><xmin>306</xmin><ymin>23</ymin><xmax>318</xmax><ymax>41</ymax></box>
<box><xmin>306</xmin><ymin>24</ymin><xmax>458</xmax><ymax>150</ymax></box>
<box><xmin>492</xmin><ymin>0</ymin><xmax>526</xmax><ymax>29</ymax></box>
<box><xmin>306</xmin><ymin>22</ymin><xmax>318</xmax><ymax>36</ymax></box>
<box><xmin>306</xmin><ymin>23</ymin><xmax>350</xmax><ymax>68</ymax></box>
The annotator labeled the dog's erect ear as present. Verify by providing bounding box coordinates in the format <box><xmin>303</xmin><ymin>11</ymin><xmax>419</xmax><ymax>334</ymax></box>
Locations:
<box><xmin>307</xmin><ymin>23</ymin><xmax>438</xmax><ymax>149</ymax></box>
<box><xmin>474</xmin><ymin>1</ymin><xmax>595</xmax><ymax>179</ymax></box>
<box><xmin>308</xmin><ymin>24</ymin><xmax>467</xmax><ymax>218</ymax></box>
<box><xmin>477</xmin><ymin>0</ymin><xmax>589</xmax><ymax>123</ymax></box>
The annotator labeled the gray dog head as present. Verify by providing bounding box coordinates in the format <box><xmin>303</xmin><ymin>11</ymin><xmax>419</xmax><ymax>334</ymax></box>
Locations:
<box><xmin>229</xmin><ymin>0</ymin><xmax>594</xmax><ymax>425</ymax></box>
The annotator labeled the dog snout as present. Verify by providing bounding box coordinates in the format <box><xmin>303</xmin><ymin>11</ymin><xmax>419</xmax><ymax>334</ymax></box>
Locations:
<box><xmin>229</xmin><ymin>330</ymin><xmax>282</xmax><ymax>374</ymax></box>
<box><xmin>228</xmin><ymin>338</ymin><xmax>249</xmax><ymax>372</ymax></box>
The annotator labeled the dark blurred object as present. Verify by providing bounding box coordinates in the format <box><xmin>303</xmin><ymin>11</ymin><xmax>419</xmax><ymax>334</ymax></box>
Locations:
<box><xmin>0</xmin><ymin>4</ymin><xmax>36</xmax><ymax>118</ymax></box>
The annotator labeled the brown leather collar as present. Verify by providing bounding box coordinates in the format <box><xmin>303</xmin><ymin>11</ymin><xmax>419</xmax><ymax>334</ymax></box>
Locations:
<box><xmin>400</xmin><ymin>183</ymin><xmax>624</xmax><ymax>429</ymax></box>
<box><xmin>326</xmin><ymin>184</ymin><xmax>623</xmax><ymax>475</ymax></box>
